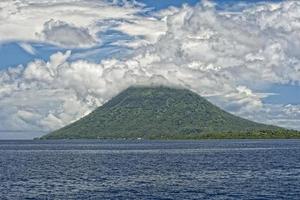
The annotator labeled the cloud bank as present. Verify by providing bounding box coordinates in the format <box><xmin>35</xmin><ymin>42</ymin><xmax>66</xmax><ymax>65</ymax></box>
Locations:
<box><xmin>1</xmin><ymin>1</ymin><xmax>300</xmax><ymax>137</ymax></box>
<box><xmin>0</xmin><ymin>0</ymin><xmax>164</xmax><ymax>48</ymax></box>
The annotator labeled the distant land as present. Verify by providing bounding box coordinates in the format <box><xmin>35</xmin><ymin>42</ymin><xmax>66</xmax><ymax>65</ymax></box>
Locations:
<box><xmin>41</xmin><ymin>86</ymin><xmax>300</xmax><ymax>140</ymax></box>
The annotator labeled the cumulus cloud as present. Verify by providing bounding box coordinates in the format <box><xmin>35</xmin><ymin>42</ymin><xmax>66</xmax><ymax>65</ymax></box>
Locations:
<box><xmin>1</xmin><ymin>1</ymin><xmax>300</xmax><ymax>136</ymax></box>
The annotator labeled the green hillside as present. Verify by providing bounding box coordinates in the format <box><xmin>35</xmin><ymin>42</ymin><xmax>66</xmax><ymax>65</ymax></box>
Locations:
<box><xmin>41</xmin><ymin>86</ymin><xmax>299</xmax><ymax>139</ymax></box>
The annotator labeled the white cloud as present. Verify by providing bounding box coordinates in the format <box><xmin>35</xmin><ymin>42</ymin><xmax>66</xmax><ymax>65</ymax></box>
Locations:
<box><xmin>40</xmin><ymin>20</ymin><xmax>96</xmax><ymax>48</ymax></box>
<box><xmin>1</xmin><ymin>1</ymin><xmax>300</xmax><ymax>137</ymax></box>
<box><xmin>239</xmin><ymin>104</ymin><xmax>300</xmax><ymax>131</ymax></box>
<box><xmin>19</xmin><ymin>42</ymin><xmax>37</xmax><ymax>55</ymax></box>
<box><xmin>112</xmin><ymin>16</ymin><xmax>167</xmax><ymax>48</ymax></box>
<box><xmin>0</xmin><ymin>0</ymin><xmax>166</xmax><ymax>48</ymax></box>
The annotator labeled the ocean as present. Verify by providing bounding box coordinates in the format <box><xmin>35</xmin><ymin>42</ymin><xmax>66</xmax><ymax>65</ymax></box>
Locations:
<box><xmin>0</xmin><ymin>139</ymin><xmax>300</xmax><ymax>199</ymax></box>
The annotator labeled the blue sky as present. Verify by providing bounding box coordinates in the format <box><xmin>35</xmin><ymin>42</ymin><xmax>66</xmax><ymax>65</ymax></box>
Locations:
<box><xmin>139</xmin><ymin>0</ymin><xmax>283</xmax><ymax>10</ymax></box>
<box><xmin>0</xmin><ymin>0</ymin><xmax>299</xmax><ymax>139</ymax></box>
<box><xmin>139</xmin><ymin>0</ymin><xmax>199</xmax><ymax>10</ymax></box>
<box><xmin>263</xmin><ymin>84</ymin><xmax>300</xmax><ymax>105</ymax></box>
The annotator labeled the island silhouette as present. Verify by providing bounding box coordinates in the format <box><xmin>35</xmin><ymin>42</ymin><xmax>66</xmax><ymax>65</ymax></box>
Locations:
<box><xmin>41</xmin><ymin>86</ymin><xmax>300</xmax><ymax>139</ymax></box>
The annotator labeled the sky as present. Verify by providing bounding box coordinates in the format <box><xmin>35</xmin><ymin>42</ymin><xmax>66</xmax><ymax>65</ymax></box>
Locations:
<box><xmin>0</xmin><ymin>0</ymin><xmax>300</xmax><ymax>139</ymax></box>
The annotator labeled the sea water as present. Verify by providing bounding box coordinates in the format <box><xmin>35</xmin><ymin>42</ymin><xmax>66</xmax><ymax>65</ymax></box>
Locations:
<box><xmin>0</xmin><ymin>140</ymin><xmax>300</xmax><ymax>199</ymax></box>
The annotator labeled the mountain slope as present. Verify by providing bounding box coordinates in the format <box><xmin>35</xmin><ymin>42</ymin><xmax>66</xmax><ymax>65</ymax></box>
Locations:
<box><xmin>41</xmin><ymin>86</ymin><xmax>289</xmax><ymax>139</ymax></box>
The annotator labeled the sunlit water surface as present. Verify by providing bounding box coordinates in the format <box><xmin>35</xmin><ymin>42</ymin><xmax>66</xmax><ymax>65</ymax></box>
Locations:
<box><xmin>0</xmin><ymin>140</ymin><xmax>300</xmax><ymax>199</ymax></box>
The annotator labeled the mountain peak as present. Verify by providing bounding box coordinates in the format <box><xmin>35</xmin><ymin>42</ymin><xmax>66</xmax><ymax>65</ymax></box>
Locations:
<box><xmin>42</xmin><ymin>86</ymin><xmax>283</xmax><ymax>139</ymax></box>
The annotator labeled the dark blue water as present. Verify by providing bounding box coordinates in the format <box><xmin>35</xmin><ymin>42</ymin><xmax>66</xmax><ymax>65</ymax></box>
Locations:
<box><xmin>0</xmin><ymin>140</ymin><xmax>300</xmax><ymax>199</ymax></box>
